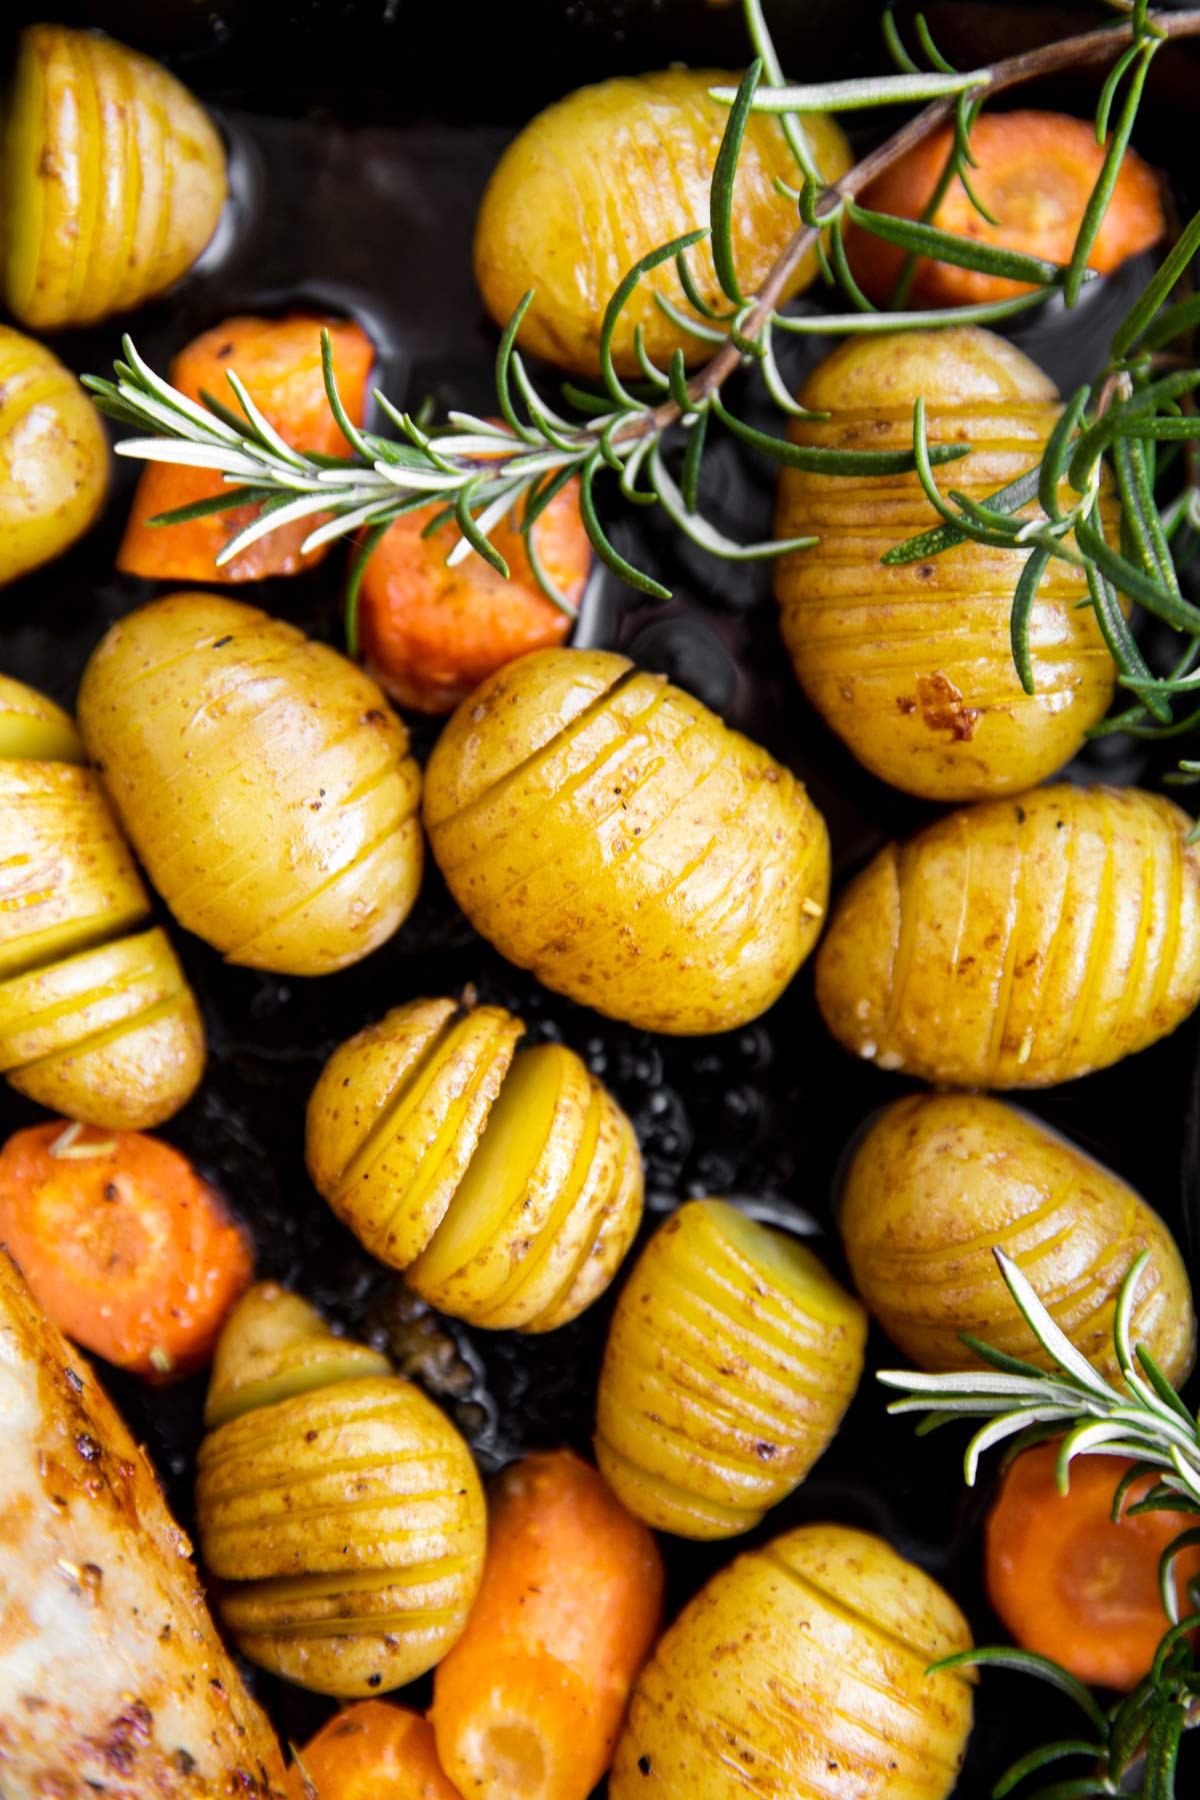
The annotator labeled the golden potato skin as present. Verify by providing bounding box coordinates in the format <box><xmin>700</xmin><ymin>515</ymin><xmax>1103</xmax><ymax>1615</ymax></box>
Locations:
<box><xmin>842</xmin><ymin>1094</ymin><xmax>1196</xmax><ymax>1384</ymax></box>
<box><xmin>423</xmin><ymin>648</ymin><xmax>830</xmax><ymax>1035</ymax></box>
<box><xmin>4</xmin><ymin>26</ymin><xmax>227</xmax><ymax>331</ymax></box>
<box><xmin>775</xmin><ymin>328</ymin><xmax>1120</xmax><ymax>801</ymax></box>
<box><xmin>595</xmin><ymin>1200</ymin><xmax>865</xmax><ymax>1538</ymax></box>
<box><xmin>0</xmin><ymin>672</ymin><xmax>84</xmax><ymax>762</ymax></box>
<box><xmin>0</xmin><ymin>328</ymin><xmax>109</xmax><ymax>585</ymax></box>
<box><xmin>196</xmin><ymin>1284</ymin><xmax>486</xmax><ymax>1697</ymax></box>
<box><xmin>610</xmin><ymin>1522</ymin><xmax>974</xmax><ymax>1800</ymax></box>
<box><xmin>78</xmin><ymin>593</ymin><xmax>424</xmax><ymax>976</ymax></box>
<box><xmin>307</xmin><ymin>995</ymin><xmax>644</xmax><ymax>1331</ymax></box>
<box><xmin>474</xmin><ymin>69</ymin><xmax>851</xmax><ymax>376</ymax></box>
<box><xmin>816</xmin><ymin>783</ymin><xmax>1200</xmax><ymax>1088</ymax></box>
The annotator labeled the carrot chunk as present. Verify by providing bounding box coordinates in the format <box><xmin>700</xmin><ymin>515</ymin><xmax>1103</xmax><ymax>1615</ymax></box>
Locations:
<box><xmin>0</xmin><ymin>1121</ymin><xmax>253</xmax><ymax>1379</ymax></box>
<box><xmin>298</xmin><ymin>1702</ymin><xmax>462</xmax><ymax>1800</ymax></box>
<box><xmin>430</xmin><ymin>1448</ymin><xmax>664</xmax><ymax>1800</ymax></box>
<box><xmin>117</xmin><ymin>314</ymin><xmax>373</xmax><ymax>582</ymax></box>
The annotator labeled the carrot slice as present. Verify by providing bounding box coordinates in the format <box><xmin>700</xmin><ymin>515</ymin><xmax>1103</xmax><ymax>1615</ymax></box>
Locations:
<box><xmin>846</xmin><ymin>110</ymin><xmax>1164</xmax><ymax>307</ymax></box>
<box><xmin>117</xmin><ymin>314</ymin><xmax>374</xmax><ymax>582</ymax></box>
<box><xmin>430</xmin><ymin>1448</ymin><xmax>664</xmax><ymax>1800</ymax></box>
<box><xmin>0</xmin><ymin>1121</ymin><xmax>253</xmax><ymax>1379</ymax></box>
<box><xmin>298</xmin><ymin>1702</ymin><xmax>462</xmax><ymax>1800</ymax></box>
<box><xmin>985</xmin><ymin>1440</ymin><xmax>1200</xmax><ymax>1690</ymax></box>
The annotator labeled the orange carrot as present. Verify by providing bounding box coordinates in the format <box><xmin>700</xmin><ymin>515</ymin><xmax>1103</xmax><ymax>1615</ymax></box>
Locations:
<box><xmin>985</xmin><ymin>1441</ymin><xmax>1200</xmax><ymax>1690</ymax></box>
<box><xmin>117</xmin><ymin>314</ymin><xmax>374</xmax><ymax>583</ymax></box>
<box><xmin>846</xmin><ymin>110</ymin><xmax>1164</xmax><ymax>307</ymax></box>
<box><xmin>298</xmin><ymin>1702</ymin><xmax>462</xmax><ymax>1800</ymax></box>
<box><xmin>0</xmin><ymin>1121</ymin><xmax>253</xmax><ymax>1380</ymax></box>
<box><xmin>430</xmin><ymin>1449</ymin><xmax>664</xmax><ymax>1800</ymax></box>
<box><xmin>356</xmin><ymin>463</ymin><xmax>589</xmax><ymax>713</ymax></box>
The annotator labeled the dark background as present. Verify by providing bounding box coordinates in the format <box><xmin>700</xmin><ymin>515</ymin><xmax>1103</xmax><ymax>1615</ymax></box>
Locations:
<box><xmin>3</xmin><ymin>0</ymin><xmax>1200</xmax><ymax>1791</ymax></box>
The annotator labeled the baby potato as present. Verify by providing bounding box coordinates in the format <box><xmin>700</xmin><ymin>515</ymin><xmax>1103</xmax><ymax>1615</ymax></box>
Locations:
<box><xmin>610</xmin><ymin>1522</ymin><xmax>974</xmax><ymax>1800</ymax></box>
<box><xmin>816</xmin><ymin>783</ymin><xmax>1200</xmax><ymax>1088</ymax></box>
<box><xmin>307</xmin><ymin>996</ymin><xmax>643</xmax><ymax>1331</ymax></box>
<box><xmin>595</xmin><ymin>1199</ymin><xmax>866</xmax><ymax>1538</ymax></box>
<box><xmin>77</xmin><ymin>593</ymin><xmax>423</xmax><ymax>977</ymax></box>
<box><xmin>0</xmin><ymin>328</ymin><xmax>109</xmax><ymax>586</ymax></box>
<box><xmin>774</xmin><ymin>328</ymin><xmax>1120</xmax><ymax>801</ymax></box>
<box><xmin>841</xmin><ymin>1093</ymin><xmax>1196</xmax><ymax>1384</ymax></box>
<box><xmin>4</xmin><ymin>26</ymin><xmax>226</xmax><ymax>331</ymax></box>
<box><xmin>196</xmin><ymin>1283</ymin><xmax>486</xmax><ymax>1697</ymax></box>
<box><xmin>474</xmin><ymin>69</ymin><xmax>851</xmax><ymax>377</ymax></box>
<box><xmin>0</xmin><ymin>673</ymin><xmax>83</xmax><ymax>763</ymax></box>
<box><xmin>423</xmin><ymin>648</ymin><xmax>830</xmax><ymax>1035</ymax></box>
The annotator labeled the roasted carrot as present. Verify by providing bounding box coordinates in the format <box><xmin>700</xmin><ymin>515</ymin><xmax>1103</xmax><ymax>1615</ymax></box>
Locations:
<box><xmin>0</xmin><ymin>1121</ymin><xmax>253</xmax><ymax>1380</ymax></box>
<box><xmin>845</xmin><ymin>110</ymin><xmax>1164</xmax><ymax>307</ymax></box>
<box><xmin>985</xmin><ymin>1441</ymin><xmax>1200</xmax><ymax>1689</ymax></box>
<box><xmin>117</xmin><ymin>314</ymin><xmax>374</xmax><ymax>582</ymax></box>
<box><xmin>298</xmin><ymin>1702</ymin><xmax>462</xmax><ymax>1800</ymax></box>
<box><xmin>430</xmin><ymin>1449</ymin><xmax>664</xmax><ymax>1800</ymax></box>
<box><xmin>357</xmin><ymin>466</ymin><xmax>589</xmax><ymax>713</ymax></box>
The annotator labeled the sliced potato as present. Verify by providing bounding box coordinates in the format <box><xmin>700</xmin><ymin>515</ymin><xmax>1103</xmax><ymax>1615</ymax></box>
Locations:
<box><xmin>0</xmin><ymin>672</ymin><xmax>84</xmax><ymax>762</ymax></box>
<box><xmin>0</xmin><ymin>330</ymin><xmax>109</xmax><ymax>586</ymax></box>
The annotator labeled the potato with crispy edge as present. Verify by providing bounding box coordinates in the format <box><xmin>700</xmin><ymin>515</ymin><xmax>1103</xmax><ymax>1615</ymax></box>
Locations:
<box><xmin>610</xmin><ymin>1521</ymin><xmax>974</xmax><ymax>1800</ymax></box>
<box><xmin>594</xmin><ymin>1199</ymin><xmax>865</xmax><ymax>1538</ymax></box>
<box><xmin>774</xmin><ymin>328</ymin><xmax>1121</xmax><ymax>801</ymax></box>
<box><xmin>423</xmin><ymin>648</ymin><xmax>830</xmax><ymax>1035</ymax></box>
<box><xmin>841</xmin><ymin>1093</ymin><xmax>1196</xmax><ymax>1384</ymax></box>
<box><xmin>816</xmin><ymin>783</ymin><xmax>1200</xmax><ymax>1088</ymax></box>
<box><xmin>0</xmin><ymin>327</ymin><xmax>109</xmax><ymax>586</ymax></box>
<box><xmin>77</xmin><ymin>593</ymin><xmax>423</xmax><ymax>977</ymax></box>
<box><xmin>474</xmin><ymin>69</ymin><xmax>850</xmax><ymax>377</ymax></box>
<box><xmin>196</xmin><ymin>1283</ymin><xmax>486</xmax><ymax>1697</ymax></box>
<box><xmin>307</xmin><ymin>995</ymin><xmax>643</xmax><ymax>1332</ymax></box>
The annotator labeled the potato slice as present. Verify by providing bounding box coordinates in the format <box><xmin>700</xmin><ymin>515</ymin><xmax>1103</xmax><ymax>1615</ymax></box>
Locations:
<box><xmin>0</xmin><ymin>672</ymin><xmax>84</xmax><ymax>761</ymax></box>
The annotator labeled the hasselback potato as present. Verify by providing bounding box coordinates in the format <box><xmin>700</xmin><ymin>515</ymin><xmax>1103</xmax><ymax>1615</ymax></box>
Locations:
<box><xmin>841</xmin><ymin>1093</ymin><xmax>1196</xmax><ymax>1382</ymax></box>
<box><xmin>816</xmin><ymin>783</ymin><xmax>1200</xmax><ymax>1087</ymax></box>
<box><xmin>774</xmin><ymin>328</ymin><xmax>1121</xmax><ymax>801</ymax></box>
<box><xmin>423</xmin><ymin>648</ymin><xmax>830</xmax><ymax>1035</ymax></box>
<box><xmin>0</xmin><ymin>327</ymin><xmax>109</xmax><ymax>585</ymax></box>
<box><xmin>307</xmin><ymin>996</ymin><xmax>643</xmax><ymax>1331</ymax></box>
<box><xmin>594</xmin><ymin>1200</ymin><xmax>865</xmax><ymax>1537</ymax></box>
<box><xmin>474</xmin><ymin>69</ymin><xmax>851</xmax><ymax>377</ymax></box>
<box><xmin>610</xmin><ymin>1522</ymin><xmax>974</xmax><ymax>1799</ymax></box>
<box><xmin>78</xmin><ymin>593</ymin><xmax>424</xmax><ymax>977</ymax></box>
<box><xmin>196</xmin><ymin>1283</ymin><xmax>486</xmax><ymax>1697</ymax></box>
<box><xmin>4</xmin><ymin>25</ymin><xmax>227</xmax><ymax>332</ymax></box>
<box><xmin>0</xmin><ymin>676</ymin><xmax>203</xmax><ymax>1127</ymax></box>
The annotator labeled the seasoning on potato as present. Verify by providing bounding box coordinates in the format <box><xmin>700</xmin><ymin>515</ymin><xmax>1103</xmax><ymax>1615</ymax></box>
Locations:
<box><xmin>609</xmin><ymin>1522</ymin><xmax>975</xmax><ymax>1799</ymax></box>
<box><xmin>4</xmin><ymin>25</ymin><xmax>227</xmax><ymax>332</ymax></box>
<box><xmin>307</xmin><ymin>995</ymin><xmax>643</xmax><ymax>1331</ymax></box>
<box><xmin>840</xmin><ymin>1093</ymin><xmax>1196</xmax><ymax>1384</ymax></box>
<box><xmin>774</xmin><ymin>327</ymin><xmax>1121</xmax><ymax>801</ymax></box>
<box><xmin>594</xmin><ymin>1199</ymin><xmax>865</xmax><ymax>1538</ymax></box>
<box><xmin>0</xmin><ymin>327</ymin><xmax>110</xmax><ymax>587</ymax></box>
<box><xmin>473</xmin><ymin>69</ymin><xmax>851</xmax><ymax>377</ymax></box>
<box><xmin>196</xmin><ymin>1282</ymin><xmax>486</xmax><ymax>1697</ymax></box>
<box><xmin>816</xmin><ymin>782</ymin><xmax>1200</xmax><ymax>1087</ymax></box>
<box><xmin>423</xmin><ymin>647</ymin><xmax>830</xmax><ymax>1035</ymax></box>
<box><xmin>77</xmin><ymin>593</ymin><xmax>424</xmax><ymax>977</ymax></box>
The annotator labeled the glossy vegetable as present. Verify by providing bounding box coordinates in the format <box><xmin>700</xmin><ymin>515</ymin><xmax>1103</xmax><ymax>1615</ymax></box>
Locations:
<box><xmin>986</xmin><ymin>1443</ymin><xmax>1200</xmax><ymax>1690</ymax></box>
<box><xmin>594</xmin><ymin>1199</ymin><xmax>865</xmax><ymax>1538</ymax></box>
<box><xmin>299</xmin><ymin>1702</ymin><xmax>462</xmax><ymax>1800</ymax></box>
<box><xmin>78</xmin><ymin>593</ymin><xmax>423</xmax><ymax>976</ymax></box>
<box><xmin>610</xmin><ymin>1522</ymin><xmax>974</xmax><ymax>1799</ymax></box>
<box><xmin>118</xmin><ymin>315</ymin><xmax>374</xmax><ymax>583</ymax></box>
<box><xmin>0</xmin><ymin>1122</ymin><xmax>253</xmax><ymax>1380</ymax></box>
<box><xmin>0</xmin><ymin>671</ymin><xmax>83</xmax><ymax>762</ymax></box>
<box><xmin>840</xmin><ymin>1093</ymin><xmax>1196</xmax><ymax>1384</ymax></box>
<box><xmin>846</xmin><ymin>111</ymin><xmax>1164</xmax><ymax>307</ymax></box>
<box><xmin>774</xmin><ymin>328</ymin><xmax>1121</xmax><ymax>801</ymax></box>
<box><xmin>474</xmin><ymin>69</ymin><xmax>851</xmax><ymax>376</ymax></box>
<box><xmin>196</xmin><ymin>1283</ymin><xmax>486</xmax><ymax>1696</ymax></box>
<box><xmin>0</xmin><ymin>326</ymin><xmax>109</xmax><ymax>585</ymax></box>
<box><xmin>816</xmin><ymin>783</ymin><xmax>1200</xmax><ymax>1087</ymax></box>
<box><xmin>423</xmin><ymin>648</ymin><xmax>830</xmax><ymax>1034</ymax></box>
<box><xmin>4</xmin><ymin>25</ymin><xmax>227</xmax><ymax>332</ymax></box>
<box><xmin>431</xmin><ymin>1450</ymin><xmax>664</xmax><ymax>1800</ymax></box>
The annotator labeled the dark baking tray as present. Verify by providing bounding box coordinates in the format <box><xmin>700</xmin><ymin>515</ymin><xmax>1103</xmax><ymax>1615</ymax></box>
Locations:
<box><xmin>3</xmin><ymin>0</ymin><xmax>1199</xmax><ymax>1788</ymax></box>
